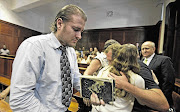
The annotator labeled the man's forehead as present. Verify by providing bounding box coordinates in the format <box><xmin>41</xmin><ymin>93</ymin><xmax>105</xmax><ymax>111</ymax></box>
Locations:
<box><xmin>142</xmin><ymin>46</ymin><xmax>150</xmax><ymax>48</ymax></box>
<box><xmin>142</xmin><ymin>44</ymin><xmax>151</xmax><ymax>48</ymax></box>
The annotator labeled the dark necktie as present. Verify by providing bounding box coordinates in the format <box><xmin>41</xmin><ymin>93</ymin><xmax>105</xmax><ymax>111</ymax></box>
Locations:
<box><xmin>59</xmin><ymin>46</ymin><xmax>72</xmax><ymax>107</ymax></box>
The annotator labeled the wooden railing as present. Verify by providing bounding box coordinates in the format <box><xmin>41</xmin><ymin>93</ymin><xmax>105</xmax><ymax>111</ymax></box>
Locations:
<box><xmin>0</xmin><ymin>55</ymin><xmax>14</xmax><ymax>79</ymax></box>
<box><xmin>0</xmin><ymin>55</ymin><xmax>89</xmax><ymax>85</ymax></box>
<box><xmin>174</xmin><ymin>78</ymin><xmax>180</xmax><ymax>94</ymax></box>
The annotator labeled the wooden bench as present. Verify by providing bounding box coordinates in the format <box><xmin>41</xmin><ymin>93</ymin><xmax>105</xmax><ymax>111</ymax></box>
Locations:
<box><xmin>0</xmin><ymin>76</ymin><xmax>11</xmax><ymax>86</ymax></box>
<box><xmin>78</xmin><ymin>63</ymin><xmax>88</xmax><ymax>74</ymax></box>
<box><xmin>0</xmin><ymin>76</ymin><xmax>12</xmax><ymax>112</ymax></box>
<box><xmin>174</xmin><ymin>78</ymin><xmax>180</xmax><ymax>94</ymax></box>
<box><xmin>78</xmin><ymin>67</ymin><xmax>87</xmax><ymax>74</ymax></box>
<box><xmin>78</xmin><ymin>63</ymin><xmax>89</xmax><ymax>68</ymax></box>
<box><xmin>0</xmin><ymin>100</ymin><xmax>12</xmax><ymax>112</ymax></box>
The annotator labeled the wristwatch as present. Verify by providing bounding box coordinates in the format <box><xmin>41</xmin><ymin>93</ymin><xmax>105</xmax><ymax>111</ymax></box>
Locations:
<box><xmin>168</xmin><ymin>108</ymin><xmax>174</xmax><ymax>112</ymax></box>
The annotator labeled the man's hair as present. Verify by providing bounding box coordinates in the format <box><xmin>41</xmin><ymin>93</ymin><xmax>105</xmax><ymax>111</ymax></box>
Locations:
<box><xmin>144</xmin><ymin>41</ymin><xmax>156</xmax><ymax>48</ymax></box>
<box><xmin>104</xmin><ymin>39</ymin><xmax>120</xmax><ymax>50</ymax></box>
<box><xmin>50</xmin><ymin>4</ymin><xmax>87</xmax><ymax>33</ymax></box>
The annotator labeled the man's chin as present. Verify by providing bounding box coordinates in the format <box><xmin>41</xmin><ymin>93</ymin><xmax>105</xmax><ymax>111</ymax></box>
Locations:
<box><xmin>69</xmin><ymin>43</ymin><xmax>76</xmax><ymax>47</ymax></box>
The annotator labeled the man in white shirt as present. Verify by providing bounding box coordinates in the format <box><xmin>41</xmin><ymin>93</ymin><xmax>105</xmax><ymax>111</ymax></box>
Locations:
<box><xmin>0</xmin><ymin>45</ymin><xmax>10</xmax><ymax>55</ymax></box>
<box><xmin>10</xmin><ymin>4</ymin><xmax>87</xmax><ymax>112</ymax></box>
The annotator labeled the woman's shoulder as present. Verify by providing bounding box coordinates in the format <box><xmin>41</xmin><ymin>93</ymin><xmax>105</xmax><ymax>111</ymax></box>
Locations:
<box><xmin>128</xmin><ymin>70</ymin><xmax>145</xmax><ymax>88</ymax></box>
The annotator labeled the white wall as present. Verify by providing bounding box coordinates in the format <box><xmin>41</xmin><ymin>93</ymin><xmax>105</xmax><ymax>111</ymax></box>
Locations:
<box><xmin>0</xmin><ymin>0</ymin><xmax>162</xmax><ymax>33</ymax></box>
<box><xmin>0</xmin><ymin>0</ymin><xmax>45</xmax><ymax>32</ymax></box>
<box><xmin>43</xmin><ymin>0</ymin><xmax>163</xmax><ymax>32</ymax></box>
<box><xmin>85</xmin><ymin>0</ymin><xmax>162</xmax><ymax>30</ymax></box>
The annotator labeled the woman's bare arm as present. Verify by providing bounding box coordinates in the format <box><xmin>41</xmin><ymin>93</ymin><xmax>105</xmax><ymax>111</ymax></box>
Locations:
<box><xmin>84</xmin><ymin>59</ymin><xmax>101</xmax><ymax>75</ymax></box>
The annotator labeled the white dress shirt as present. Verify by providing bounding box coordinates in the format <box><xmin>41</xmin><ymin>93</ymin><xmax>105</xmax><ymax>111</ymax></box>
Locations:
<box><xmin>10</xmin><ymin>33</ymin><xmax>81</xmax><ymax>112</ymax></box>
<box><xmin>0</xmin><ymin>48</ymin><xmax>10</xmax><ymax>55</ymax></box>
<box><xmin>143</xmin><ymin>53</ymin><xmax>155</xmax><ymax>66</ymax></box>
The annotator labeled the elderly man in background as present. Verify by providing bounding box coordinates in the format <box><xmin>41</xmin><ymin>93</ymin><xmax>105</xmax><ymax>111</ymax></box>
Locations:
<box><xmin>141</xmin><ymin>41</ymin><xmax>175</xmax><ymax>111</ymax></box>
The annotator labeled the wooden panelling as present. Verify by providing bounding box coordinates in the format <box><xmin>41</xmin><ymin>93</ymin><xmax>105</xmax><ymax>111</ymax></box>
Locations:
<box><xmin>99</xmin><ymin>31</ymin><xmax>111</xmax><ymax>51</ymax></box>
<box><xmin>124</xmin><ymin>30</ymin><xmax>138</xmax><ymax>44</ymax></box>
<box><xmin>0</xmin><ymin>20</ymin><xmax>41</xmax><ymax>79</ymax></box>
<box><xmin>0</xmin><ymin>22</ymin><xmax>14</xmax><ymax>36</ymax></box>
<box><xmin>88</xmin><ymin>32</ymin><xmax>99</xmax><ymax>50</ymax></box>
<box><xmin>0</xmin><ymin>58</ymin><xmax>5</xmax><ymax>75</ymax></box>
<box><xmin>164</xmin><ymin>0</ymin><xmax>180</xmax><ymax>79</ymax></box>
<box><xmin>137</xmin><ymin>30</ymin><xmax>146</xmax><ymax>44</ymax></box>
<box><xmin>0</xmin><ymin>20</ymin><xmax>41</xmax><ymax>55</ymax></box>
<box><xmin>78</xmin><ymin>25</ymin><xmax>160</xmax><ymax>53</ymax></box>
<box><xmin>173</xmin><ymin>27</ymin><xmax>180</xmax><ymax>78</ymax></box>
<box><xmin>77</xmin><ymin>31</ymin><xmax>100</xmax><ymax>51</ymax></box>
<box><xmin>0</xmin><ymin>56</ymin><xmax>14</xmax><ymax>79</ymax></box>
<box><xmin>112</xmin><ymin>31</ymin><xmax>124</xmax><ymax>44</ymax></box>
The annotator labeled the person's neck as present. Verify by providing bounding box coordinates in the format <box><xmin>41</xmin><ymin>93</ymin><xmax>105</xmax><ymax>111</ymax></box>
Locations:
<box><xmin>54</xmin><ymin>32</ymin><xmax>66</xmax><ymax>46</ymax></box>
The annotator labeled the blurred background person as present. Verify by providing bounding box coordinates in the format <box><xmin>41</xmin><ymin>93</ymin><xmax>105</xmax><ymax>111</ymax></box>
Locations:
<box><xmin>75</xmin><ymin>50</ymin><xmax>82</xmax><ymax>63</ymax></box>
<box><xmin>89</xmin><ymin>47</ymin><xmax>93</xmax><ymax>55</ymax></box>
<box><xmin>0</xmin><ymin>44</ymin><xmax>10</xmax><ymax>55</ymax></box>
<box><xmin>84</xmin><ymin>39</ymin><xmax>120</xmax><ymax>76</ymax></box>
<box><xmin>93</xmin><ymin>47</ymin><xmax>100</xmax><ymax>55</ymax></box>
<box><xmin>81</xmin><ymin>51</ymin><xmax>90</xmax><ymax>64</ymax></box>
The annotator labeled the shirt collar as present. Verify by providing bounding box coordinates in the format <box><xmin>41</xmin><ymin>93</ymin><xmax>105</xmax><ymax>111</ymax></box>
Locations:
<box><xmin>146</xmin><ymin>53</ymin><xmax>155</xmax><ymax>61</ymax></box>
<box><xmin>49</xmin><ymin>32</ymin><xmax>63</xmax><ymax>49</ymax></box>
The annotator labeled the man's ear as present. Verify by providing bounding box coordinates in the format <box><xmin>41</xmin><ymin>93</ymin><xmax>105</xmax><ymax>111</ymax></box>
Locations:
<box><xmin>153</xmin><ymin>47</ymin><xmax>156</xmax><ymax>52</ymax></box>
<box><xmin>56</xmin><ymin>18</ymin><xmax>63</xmax><ymax>30</ymax></box>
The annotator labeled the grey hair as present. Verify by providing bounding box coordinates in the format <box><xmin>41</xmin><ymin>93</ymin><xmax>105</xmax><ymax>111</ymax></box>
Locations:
<box><xmin>144</xmin><ymin>41</ymin><xmax>155</xmax><ymax>48</ymax></box>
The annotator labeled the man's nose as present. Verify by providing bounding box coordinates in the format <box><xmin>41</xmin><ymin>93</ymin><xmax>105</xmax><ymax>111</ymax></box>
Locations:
<box><xmin>76</xmin><ymin>32</ymin><xmax>82</xmax><ymax>40</ymax></box>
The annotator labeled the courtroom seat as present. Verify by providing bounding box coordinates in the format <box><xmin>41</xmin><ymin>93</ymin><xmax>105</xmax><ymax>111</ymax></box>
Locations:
<box><xmin>78</xmin><ymin>63</ymin><xmax>89</xmax><ymax>68</ymax></box>
<box><xmin>0</xmin><ymin>76</ymin><xmax>11</xmax><ymax>86</ymax></box>
<box><xmin>0</xmin><ymin>82</ymin><xmax>12</xmax><ymax>112</ymax></box>
<box><xmin>68</xmin><ymin>97</ymin><xmax>79</xmax><ymax>112</ymax></box>
<box><xmin>78</xmin><ymin>63</ymin><xmax>89</xmax><ymax>74</ymax></box>
<box><xmin>0</xmin><ymin>99</ymin><xmax>12</xmax><ymax>112</ymax></box>
<box><xmin>69</xmin><ymin>88</ymin><xmax>92</xmax><ymax>112</ymax></box>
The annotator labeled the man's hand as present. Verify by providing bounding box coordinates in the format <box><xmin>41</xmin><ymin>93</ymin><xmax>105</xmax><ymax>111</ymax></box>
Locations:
<box><xmin>90</xmin><ymin>92</ymin><xmax>105</xmax><ymax>106</ymax></box>
<box><xmin>151</xmin><ymin>70</ymin><xmax>159</xmax><ymax>85</ymax></box>
<box><xmin>108</xmin><ymin>71</ymin><xmax>128</xmax><ymax>89</ymax></box>
<box><xmin>83</xmin><ymin>98</ymin><xmax>91</xmax><ymax>106</ymax></box>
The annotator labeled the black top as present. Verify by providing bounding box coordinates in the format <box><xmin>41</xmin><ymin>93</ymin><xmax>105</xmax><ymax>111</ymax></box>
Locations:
<box><xmin>148</xmin><ymin>54</ymin><xmax>175</xmax><ymax>107</ymax></box>
<box><xmin>132</xmin><ymin>60</ymin><xmax>159</xmax><ymax>112</ymax></box>
<box><xmin>138</xmin><ymin>60</ymin><xmax>159</xmax><ymax>89</ymax></box>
